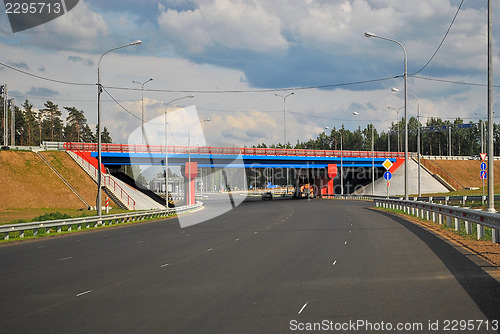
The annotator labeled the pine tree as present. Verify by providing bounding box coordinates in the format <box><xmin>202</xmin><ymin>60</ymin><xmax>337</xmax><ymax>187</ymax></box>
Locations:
<box><xmin>22</xmin><ymin>100</ymin><xmax>38</xmax><ymax>146</ymax></box>
<box><xmin>64</xmin><ymin>106</ymin><xmax>86</xmax><ymax>142</ymax></box>
<box><xmin>40</xmin><ymin>101</ymin><xmax>62</xmax><ymax>142</ymax></box>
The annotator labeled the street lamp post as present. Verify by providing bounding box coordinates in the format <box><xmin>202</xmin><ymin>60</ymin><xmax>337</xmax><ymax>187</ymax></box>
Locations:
<box><xmin>275</xmin><ymin>92</ymin><xmax>294</xmax><ymax>194</ymax></box>
<box><xmin>97</xmin><ymin>40</ymin><xmax>142</xmax><ymax>217</ymax></box>
<box><xmin>325</xmin><ymin>125</ymin><xmax>344</xmax><ymax>195</ymax></box>
<box><xmin>163</xmin><ymin>95</ymin><xmax>195</xmax><ymax>208</ymax></box>
<box><xmin>353</xmin><ymin>112</ymin><xmax>375</xmax><ymax>195</ymax></box>
<box><xmin>392</xmin><ymin>88</ymin><xmax>421</xmax><ymax>197</ymax></box>
<box><xmin>365</xmin><ymin>32</ymin><xmax>408</xmax><ymax>200</ymax></box>
<box><xmin>487</xmin><ymin>0</ymin><xmax>495</xmax><ymax>213</ymax></box>
<box><xmin>132</xmin><ymin>78</ymin><xmax>153</xmax><ymax>145</ymax></box>
<box><xmin>387</xmin><ymin>106</ymin><xmax>404</xmax><ymax>152</ymax></box>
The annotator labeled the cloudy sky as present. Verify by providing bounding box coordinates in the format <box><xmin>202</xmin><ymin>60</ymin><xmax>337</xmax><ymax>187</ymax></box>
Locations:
<box><xmin>0</xmin><ymin>0</ymin><xmax>499</xmax><ymax>148</ymax></box>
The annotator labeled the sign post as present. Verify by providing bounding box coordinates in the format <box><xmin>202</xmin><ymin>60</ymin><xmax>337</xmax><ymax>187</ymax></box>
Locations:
<box><xmin>481</xmin><ymin>161</ymin><xmax>487</xmax><ymax>205</ymax></box>
<box><xmin>384</xmin><ymin>171</ymin><xmax>392</xmax><ymax>199</ymax></box>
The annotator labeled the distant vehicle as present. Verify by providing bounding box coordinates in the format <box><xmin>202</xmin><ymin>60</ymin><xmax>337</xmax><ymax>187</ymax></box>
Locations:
<box><xmin>262</xmin><ymin>192</ymin><xmax>273</xmax><ymax>200</ymax></box>
<box><xmin>293</xmin><ymin>183</ymin><xmax>315</xmax><ymax>199</ymax></box>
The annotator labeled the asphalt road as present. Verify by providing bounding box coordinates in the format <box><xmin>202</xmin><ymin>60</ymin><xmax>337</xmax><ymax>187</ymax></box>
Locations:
<box><xmin>1</xmin><ymin>197</ymin><xmax>499</xmax><ymax>333</ymax></box>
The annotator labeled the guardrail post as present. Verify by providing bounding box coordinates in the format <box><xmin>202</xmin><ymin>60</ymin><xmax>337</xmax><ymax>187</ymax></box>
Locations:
<box><xmin>462</xmin><ymin>196</ymin><xmax>467</xmax><ymax>206</ymax></box>
<box><xmin>465</xmin><ymin>220</ymin><xmax>472</xmax><ymax>234</ymax></box>
<box><xmin>438</xmin><ymin>212</ymin><xmax>442</xmax><ymax>225</ymax></box>
<box><xmin>431</xmin><ymin>211</ymin><xmax>436</xmax><ymax>223</ymax></box>
<box><xmin>19</xmin><ymin>230</ymin><xmax>24</xmax><ymax>238</ymax></box>
<box><xmin>473</xmin><ymin>209</ymin><xmax>484</xmax><ymax>240</ymax></box>
<box><xmin>446</xmin><ymin>215</ymin><xmax>452</xmax><ymax>228</ymax></box>
<box><xmin>492</xmin><ymin>229</ymin><xmax>499</xmax><ymax>244</ymax></box>
<box><xmin>445</xmin><ymin>196</ymin><xmax>449</xmax><ymax>206</ymax></box>
<box><xmin>454</xmin><ymin>217</ymin><xmax>460</xmax><ymax>231</ymax></box>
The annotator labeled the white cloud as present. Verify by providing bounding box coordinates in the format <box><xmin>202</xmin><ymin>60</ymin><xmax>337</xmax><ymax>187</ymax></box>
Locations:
<box><xmin>158</xmin><ymin>0</ymin><xmax>287</xmax><ymax>53</ymax></box>
<box><xmin>17</xmin><ymin>0</ymin><xmax>109</xmax><ymax>51</ymax></box>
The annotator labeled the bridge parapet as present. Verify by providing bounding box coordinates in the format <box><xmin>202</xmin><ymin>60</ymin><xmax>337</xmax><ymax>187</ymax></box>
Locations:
<box><xmin>64</xmin><ymin>142</ymin><xmax>407</xmax><ymax>159</ymax></box>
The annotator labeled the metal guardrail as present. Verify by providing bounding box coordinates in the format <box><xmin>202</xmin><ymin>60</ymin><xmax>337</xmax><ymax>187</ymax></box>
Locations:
<box><xmin>325</xmin><ymin>193</ymin><xmax>500</xmax><ymax>206</ymax></box>
<box><xmin>0</xmin><ymin>202</ymin><xmax>203</xmax><ymax>241</ymax></box>
<box><xmin>374</xmin><ymin>198</ymin><xmax>500</xmax><ymax>244</ymax></box>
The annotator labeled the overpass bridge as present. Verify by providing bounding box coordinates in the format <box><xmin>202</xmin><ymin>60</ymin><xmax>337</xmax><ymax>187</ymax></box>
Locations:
<box><xmin>64</xmin><ymin>142</ymin><xmax>405</xmax><ymax>204</ymax></box>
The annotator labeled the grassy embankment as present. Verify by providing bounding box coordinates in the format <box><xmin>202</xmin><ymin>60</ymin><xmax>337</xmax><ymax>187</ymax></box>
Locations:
<box><xmin>0</xmin><ymin>150</ymin><xmax>125</xmax><ymax>224</ymax></box>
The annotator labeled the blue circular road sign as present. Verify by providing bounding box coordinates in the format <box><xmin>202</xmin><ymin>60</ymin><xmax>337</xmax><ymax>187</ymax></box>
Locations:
<box><xmin>481</xmin><ymin>162</ymin><xmax>487</xmax><ymax>170</ymax></box>
<box><xmin>383</xmin><ymin>171</ymin><xmax>392</xmax><ymax>181</ymax></box>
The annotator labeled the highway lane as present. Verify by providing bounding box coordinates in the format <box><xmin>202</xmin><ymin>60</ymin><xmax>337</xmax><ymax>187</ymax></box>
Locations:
<box><xmin>0</xmin><ymin>198</ymin><xmax>499</xmax><ymax>333</ymax></box>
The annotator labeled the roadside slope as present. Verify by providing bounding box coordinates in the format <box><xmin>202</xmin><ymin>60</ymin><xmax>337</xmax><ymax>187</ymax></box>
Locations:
<box><xmin>39</xmin><ymin>151</ymin><xmax>99</xmax><ymax>206</ymax></box>
<box><xmin>0</xmin><ymin>150</ymin><xmax>114</xmax><ymax>223</ymax></box>
<box><xmin>425</xmin><ymin>159</ymin><xmax>500</xmax><ymax>190</ymax></box>
<box><xmin>0</xmin><ymin>150</ymin><xmax>90</xmax><ymax>210</ymax></box>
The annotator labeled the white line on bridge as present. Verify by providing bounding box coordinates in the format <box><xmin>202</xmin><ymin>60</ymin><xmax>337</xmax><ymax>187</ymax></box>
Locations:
<box><xmin>59</xmin><ymin>256</ymin><xmax>72</xmax><ymax>261</ymax></box>
<box><xmin>332</xmin><ymin>260</ymin><xmax>337</xmax><ymax>266</ymax></box>
<box><xmin>161</xmin><ymin>263</ymin><xmax>169</xmax><ymax>268</ymax></box>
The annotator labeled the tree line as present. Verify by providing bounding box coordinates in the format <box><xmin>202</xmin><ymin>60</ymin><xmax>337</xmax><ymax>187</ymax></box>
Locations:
<box><xmin>0</xmin><ymin>98</ymin><xmax>112</xmax><ymax>146</ymax></box>
<box><xmin>256</xmin><ymin>116</ymin><xmax>499</xmax><ymax>156</ymax></box>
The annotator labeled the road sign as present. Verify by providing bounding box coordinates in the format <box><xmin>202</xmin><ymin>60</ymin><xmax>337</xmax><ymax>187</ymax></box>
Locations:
<box><xmin>382</xmin><ymin>159</ymin><xmax>393</xmax><ymax>171</ymax></box>
<box><xmin>480</xmin><ymin>153</ymin><xmax>487</xmax><ymax>161</ymax></box>
<box><xmin>480</xmin><ymin>162</ymin><xmax>487</xmax><ymax>170</ymax></box>
<box><xmin>481</xmin><ymin>170</ymin><xmax>487</xmax><ymax>179</ymax></box>
<box><xmin>383</xmin><ymin>171</ymin><xmax>392</xmax><ymax>181</ymax></box>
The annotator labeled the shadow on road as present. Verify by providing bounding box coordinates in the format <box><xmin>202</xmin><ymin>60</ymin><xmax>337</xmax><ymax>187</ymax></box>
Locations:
<box><xmin>375</xmin><ymin>209</ymin><xmax>500</xmax><ymax>330</ymax></box>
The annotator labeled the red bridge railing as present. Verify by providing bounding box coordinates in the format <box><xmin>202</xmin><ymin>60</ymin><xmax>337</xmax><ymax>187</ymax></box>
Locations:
<box><xmin>64</xmin><ymin>142</ymin><xmax>406</xmax><ymax>159</ymax></box>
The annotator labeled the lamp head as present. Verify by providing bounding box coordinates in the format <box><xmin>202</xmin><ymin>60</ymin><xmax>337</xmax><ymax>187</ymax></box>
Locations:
<box><xmin>129</xmin><ymin>40</ymin><xmax>142</xmax><ymax>46</ymax></box>
<box><xmin>364</xmin><ymin>32</ymin><xmax>376</xmax><ymax>38</ymax></box>
<box><xmin>353</xmin><ymin>112</ymin><xmax>359</xmax><ymax>116</ymax></box>
<box><xmin>391</xmin><ymin>87</ymin><xmax>400</xmax><ymax>92</ymax></box>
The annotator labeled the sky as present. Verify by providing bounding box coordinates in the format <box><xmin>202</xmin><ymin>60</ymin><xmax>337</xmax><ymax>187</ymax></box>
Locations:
<box><xmin>0</xmin><ymin>0</ymin><xmax>499</xmax><ymax>149</ymax></box>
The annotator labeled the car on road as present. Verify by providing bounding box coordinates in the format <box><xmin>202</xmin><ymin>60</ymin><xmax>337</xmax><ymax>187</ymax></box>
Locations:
<box><xmin>261</xmin><ymin>192</ymin><xmax>273</xmax><ymax>200</ymax></box>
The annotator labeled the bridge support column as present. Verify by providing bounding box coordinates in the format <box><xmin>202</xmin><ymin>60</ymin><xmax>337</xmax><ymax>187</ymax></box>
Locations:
<box><xmin>182</xmin><ymin>162</ymin><xmax>198</xmax><ymax>205</ymax></box>
<box><xmin>316</xmin><ymin>164</ymin><xmax>337</xmax><ymax>197</ymax></box>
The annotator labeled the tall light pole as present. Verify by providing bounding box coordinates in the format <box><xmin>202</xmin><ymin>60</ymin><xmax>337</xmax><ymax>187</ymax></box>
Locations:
<box><xmin>392</xmin><ymin>88</ymin><xmax>420</xmax><ymax>197</ymax></box>
<box><xmin>163</xmin><ymin>95</ymin><xmax>194</xmax><ymax>208</ymax></box>
<box><xmin>365</xmin><ymin>32</ymin><xmax>408</xmax><ymax>200</ymax></box>
<box><xmin>387</xmin><ymin>106</ymin><xmax>404</xmax><ymax>152</ymax></box>
<box><xmin>132</xmin><ymin>78</ymin><xmax>153</xmax><ymax>145</ymax></box>
<box><xmin>97</xmin><ymin>40</ymin><xmax>142</xmax><ymax>217</ymax></box>
<box><xmin>353</xmin><ymin>112</ymin><xmax>375</xmax><ymax>195</ymax></box>
<box><xmin>325</xmin><ymin>125</ymin><xmax>344</xmax><ymax>195</ymax></box>
<box><xmin>275</xmin><ymin>92</ymin><xmax>294</xmax><ymax>193</ymax></box>
<box><xmin>487</xmin><ymin>0</ymin><xmax>495</xmax><ymax>213</ymax></box>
